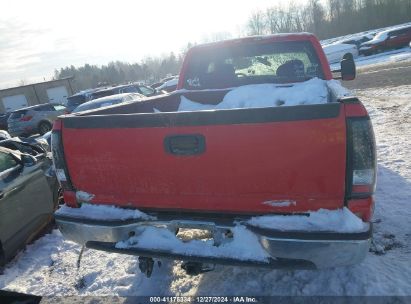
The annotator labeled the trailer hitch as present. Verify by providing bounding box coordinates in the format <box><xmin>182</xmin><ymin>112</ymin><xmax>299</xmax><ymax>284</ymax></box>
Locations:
<box><xmin>181</xmin><ymin>262</ymin><xmax>215</xmax><ymax>275</ymax></box>
<box><xmin>138</xmin><ymin>256</ymin><xmax>154</xmax><ymax>278</ymax></box>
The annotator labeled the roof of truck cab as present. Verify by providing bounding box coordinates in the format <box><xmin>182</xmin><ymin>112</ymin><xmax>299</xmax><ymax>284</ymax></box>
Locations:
<box><xmin>189</xmin><ymin>33</ymin><xmax>317</xmax><ymax>50</ymax></box>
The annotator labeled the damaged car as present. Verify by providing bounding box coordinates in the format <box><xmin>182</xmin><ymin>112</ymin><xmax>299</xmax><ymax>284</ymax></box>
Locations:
<box><xmin>0</xmin><ymin>139</ymin><xmax>61</xmax><ymax>267</ymax></box>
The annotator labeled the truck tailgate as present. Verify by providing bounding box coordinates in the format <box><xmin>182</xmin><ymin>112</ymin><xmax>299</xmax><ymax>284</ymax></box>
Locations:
<box><xmin>61</xmin><ymin>103</ymin><xmax>346</xmax><ymax>213</ymax></box>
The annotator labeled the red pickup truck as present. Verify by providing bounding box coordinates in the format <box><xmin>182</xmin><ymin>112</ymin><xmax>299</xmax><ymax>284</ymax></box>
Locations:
<box><xmin>52</xmin><ymin>33</ymin><xmax>376</xmax><ymax>276</ymax></box>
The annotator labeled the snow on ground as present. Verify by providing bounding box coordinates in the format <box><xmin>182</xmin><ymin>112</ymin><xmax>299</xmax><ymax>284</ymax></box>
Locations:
<box><xmin>355</xmin><ymin>47</ymin><xmax>411</xmax><ymax>68</ymax></box>
<box><xmin>1</xmin><ymin>85</ymin><xmax>411</xmax><ymax>296</ymax></box>
<box><xmin>321</xmin><ymin>22</ymin><xmax>411</xmax><ymax>46</ymax></box>
<box><xmin>330</xmin><ymin>47</ymin><xmax>411</xmax><ymax>71</ymax></box>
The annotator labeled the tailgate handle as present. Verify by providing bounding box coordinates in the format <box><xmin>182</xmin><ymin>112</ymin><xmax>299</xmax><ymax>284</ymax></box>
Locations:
<box><xmin>164</xmin><ymin>134</ymin><xmax>206</xmax><ymax>156</ymax></box>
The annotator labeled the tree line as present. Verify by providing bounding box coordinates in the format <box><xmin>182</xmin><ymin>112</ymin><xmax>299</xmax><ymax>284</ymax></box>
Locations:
<box><xmin>247</xmin><ymin>0</ymin><xmax>411</xmax><ymax>39</ymax></box>
<box><xmin>55</xmin><ymin>0</ymin><xmax>411</xmax><ymax>91</ymax></box>
<box><xmin>55</xmin><ymin>52</ymin><xmax>185</xmax><ymax>91</ymax></box>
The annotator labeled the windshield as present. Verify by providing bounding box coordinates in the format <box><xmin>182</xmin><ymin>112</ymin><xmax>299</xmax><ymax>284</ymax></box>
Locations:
<box><xmin>9</xmin><ymin>110</ymin><xmax>27</xmax><ymax>120</ymax></box>
<box><xmin>183</xmin><ymin>40</ymin><xmax>323</xmax><ymax>90</ymax></box>
<box><xmin>67</xmin><ymin>95</ymin><xmax>87</xmax><ymax>107</ymax></box>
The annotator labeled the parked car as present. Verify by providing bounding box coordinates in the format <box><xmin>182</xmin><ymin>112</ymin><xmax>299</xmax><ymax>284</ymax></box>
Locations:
<box><xmin>72</xmin><ymin>93</ymin><xmax>143</xmax><ymax>113</ymax></box>
<box><xmin>53</xmin><ymin>33</ymin><xmax>374</xmax><ymax>276</ymax></box>
<box><xmin>156</xmin><ymin>77</ymin><xmax>179</xmax><ymax>93</ymax></box>
<box><xmin>89</xmin><ymin>83</ymin><xmax>156</xmax><ymax>101</ymax></box>
<box><xmin>7</xmin><ymin>104</ymin><xmax>68</xmax><ymax>137</ymax></box>
<box><xmin>323</xmin><ymin>43</ymin><xmax>359</xmax><ymax>64</ymax></box>
<box><xmin>66</xmin><ymin>88</ymin><xmax>103</xmax><ymax>113</ymax></box>
<box><xmin>0</xmin><ymin>139</ymin><xmax>60</xmax><ymax>266</ymax></box>
<box><xmin>151</xmin><ymin>76</ymin><xmax>178</xmax><ymax>90</ymax></box>
<box><xmin>337</xmin><ymin>34</ymin><xmax>375</xmax><ymax>49</ymax></box>
<box><xmin>0</xmin><ymin>113</ymin><xmax>11</xmax><ymax>130</ymax></box>
<box><xmin>359</xmin><ymin>25</ymin><xmax>411</xmax><ymax>55</ymax></box>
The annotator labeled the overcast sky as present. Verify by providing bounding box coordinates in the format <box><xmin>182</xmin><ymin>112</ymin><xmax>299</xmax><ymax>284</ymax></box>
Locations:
<box><xmin>0</xmin><ymin>0</ymin><xmax>308</xmax><ymax>89</ymax></box>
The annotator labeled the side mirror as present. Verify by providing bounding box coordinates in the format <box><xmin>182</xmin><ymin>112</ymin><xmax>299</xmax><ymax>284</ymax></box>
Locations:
<box><xmin>332</xmin><ymin>53</ymin><xmax>356</xmax><ymax>81</ymax></box>
<box><xmin>341</xmin><ymin>55</ymin><xmax>356</xmax><ymax>81</ymax></box>
<box><xmin>21</xmin><ymin>154</ymin><xmax>36</xmax><ymax>167</ymax></box>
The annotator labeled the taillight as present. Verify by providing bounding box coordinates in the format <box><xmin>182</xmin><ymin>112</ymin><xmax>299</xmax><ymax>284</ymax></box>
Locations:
<box><xmin>346</xmin><ymin>117</ymin><xmax>376</xmax><ymax>198</ymax></box>
<box><xmin>20</xmin><ymin>115</ymin><xmax>33</xmax><ymax>121</ymax></box>
<box><xmin>51</xmin><ymin>120</ymin><xmax>74</xmax><ymax>192</ymax></box>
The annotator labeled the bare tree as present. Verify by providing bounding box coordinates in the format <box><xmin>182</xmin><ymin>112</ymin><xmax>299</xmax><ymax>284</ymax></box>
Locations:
<box><xmin>247</xmin><ymin>11</ymin><xmax>266</xmax><ymax>35</ymax></box>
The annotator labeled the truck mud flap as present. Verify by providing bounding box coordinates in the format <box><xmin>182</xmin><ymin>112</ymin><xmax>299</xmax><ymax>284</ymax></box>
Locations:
<box><xmin>85</xmin><ymin>241</ymin><xmax>316</xmax><ymax>269</ymax></box>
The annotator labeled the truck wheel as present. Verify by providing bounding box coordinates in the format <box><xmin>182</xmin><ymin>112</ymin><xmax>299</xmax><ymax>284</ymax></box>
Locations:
<box><xmin>39</xmin><ymin>121</ymin><xmax>52</xmax><ymax>135</ymax></box>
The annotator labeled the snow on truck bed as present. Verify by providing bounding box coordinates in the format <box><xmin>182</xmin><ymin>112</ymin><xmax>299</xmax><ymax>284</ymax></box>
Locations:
<box><xmin>177</xmin><ymin>78</ymin><xmax>350</xmax><ymax>112</ymax></box>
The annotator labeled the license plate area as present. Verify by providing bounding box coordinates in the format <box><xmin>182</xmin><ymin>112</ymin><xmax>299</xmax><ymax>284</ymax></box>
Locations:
<box><xmin>169</xmin><ymin>221</ymin><xmax>233</xmax><ymax>246</ymax></box>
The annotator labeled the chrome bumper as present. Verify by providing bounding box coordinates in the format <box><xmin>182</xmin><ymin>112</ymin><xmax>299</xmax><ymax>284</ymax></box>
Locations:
<box><xmin>55</xmin><ymin>214</ymin><xmax>371</xmax><ymax>269</ymax></box>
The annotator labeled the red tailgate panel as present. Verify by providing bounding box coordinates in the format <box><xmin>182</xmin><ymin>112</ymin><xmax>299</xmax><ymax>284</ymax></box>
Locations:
<box><xmin>63</xmin><ymin>112</ymin><xmax>346</xmax><ymax>213</ymax></box>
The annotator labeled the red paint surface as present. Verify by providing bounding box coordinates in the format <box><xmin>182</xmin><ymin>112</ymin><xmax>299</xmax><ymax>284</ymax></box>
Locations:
<box><xmin>344</xmin><ymin>103</ymin><xmax>369</xmax><ymax>117</ymax></box>
<box><xmin>62</xmin><ymin>107</ymin><xmax>347</xmax><ymax>213</ymax></box>
<box><xmin>347</xmin><ymin>197</ymin><xmax>374</xmax><ymax>222</ymax></box>
<box><xmin>352</xmin><ymin>185</ymin><xmax>372</xmax><ymax>194</ymax></box>
<box><xmin>63</xmin><ymin>191</ymin><xmax>77</xmax><ymax>208</ymax></box>
<box><xmin>53</xmin><ymin>119</ymin><xmax>62</xmax><ymax>131</ymax></box>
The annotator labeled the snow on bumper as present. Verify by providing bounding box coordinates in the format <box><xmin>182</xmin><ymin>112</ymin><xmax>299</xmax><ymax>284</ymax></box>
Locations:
<box><xmin>55</xmin><ymin>206</ymin><xmax>371</xmax><ymax>269</ymax></box>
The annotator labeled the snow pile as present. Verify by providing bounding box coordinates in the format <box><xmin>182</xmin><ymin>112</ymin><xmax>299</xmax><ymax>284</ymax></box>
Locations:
<box><xmin>247</xmin><ymin>207</ymin><xmax>369</xmax><ymax>233</ymax></box>
<box><xmin>55</xmin><ymin>203</ymin><xmax>155</xmax><ymax>221</ymax></box>
<box><xmin>262</xmin><ymin>200</ymin><xmax>296</xmax><ymax>207</ymax></box>
<box><xmin>327</xmin><ymin>79</ymin><xmax>352</xmax><ymax>98</ymax></box>
<box><xmin>116</xmin><ymin>225</ymin><xmax>270</xmax><ymax>262</ymax></box>
<box><xmin>76</xmin><ymin>191</ymin><xmax>95</xmax><ymax>202</ymax></box>
<box><xmin>178</xmin><ymin>78</ymin><xmax>329</xmax><ymax>112</ymax></box>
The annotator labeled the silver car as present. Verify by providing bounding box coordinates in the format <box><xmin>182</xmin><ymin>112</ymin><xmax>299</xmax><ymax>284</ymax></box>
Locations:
<box><xmin>72</xmin><ymin>93</ymin><xmax>143</xmax><ymax>113</ymax></box>
<box><xmin>7</xmin><ymin>104</ymin><xmax>67</xmax><ymax>137</ymax></box>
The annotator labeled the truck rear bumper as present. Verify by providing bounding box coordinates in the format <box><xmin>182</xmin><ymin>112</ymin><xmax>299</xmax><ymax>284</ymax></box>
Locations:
<box><xmin>55</xmin><ymin>214</ymin><xmax>371</xmax><ymax>269</ymax></box>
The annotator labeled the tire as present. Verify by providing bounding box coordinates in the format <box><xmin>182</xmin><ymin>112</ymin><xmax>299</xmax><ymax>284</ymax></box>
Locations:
<box><xmin>38</xmin><ymin>121</ymin><xmax>52</xmax><ymax>135</ymax></box>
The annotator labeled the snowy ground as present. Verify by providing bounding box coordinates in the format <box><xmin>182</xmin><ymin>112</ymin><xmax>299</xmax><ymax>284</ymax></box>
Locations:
<box><xmin>329</xmin><ymin>46</ymin><xmax>411</xmax><ymax>71</ymax></box>
<box><xmin>321</xmin><ymin>22</ymin><xmax>411</xmax><ymax>46</ymax></box>
<box><xmin>1</xmin><ymin>85</ymin><xmax>411</xmax><ymax>296</ymax></box>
